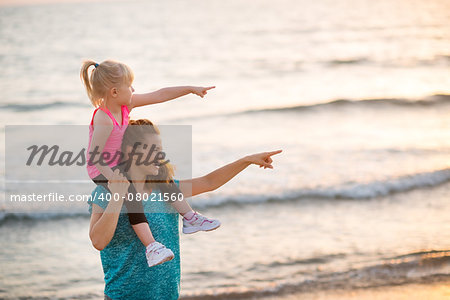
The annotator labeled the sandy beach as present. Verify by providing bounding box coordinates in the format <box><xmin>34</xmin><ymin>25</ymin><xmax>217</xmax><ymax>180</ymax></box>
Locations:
<box><xmin>269</xmin><ymin>280</ymin><xmax>450</xmax><ymax>300</ymax></box>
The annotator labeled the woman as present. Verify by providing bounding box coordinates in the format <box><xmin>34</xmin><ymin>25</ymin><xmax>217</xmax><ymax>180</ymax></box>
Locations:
<box><xmin>88</xmin><ymin>119</ymin><xmax>282</xmax><ymax>299</ymax></box>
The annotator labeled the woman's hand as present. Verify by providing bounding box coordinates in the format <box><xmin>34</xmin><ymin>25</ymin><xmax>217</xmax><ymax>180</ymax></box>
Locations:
<box><xmin>244</xmin><ymin>150</ymin><xmax>283</xmax><ymax>169</ymax></box>
<box><xmin>107</xmin><ymin>169</ymin><xmax>130</xmax><ymax>197</ymax></box>
<box><xmin>190</xmin><ymin>86</ymin><xmax>215</xmax><ymax>98</ymax></box>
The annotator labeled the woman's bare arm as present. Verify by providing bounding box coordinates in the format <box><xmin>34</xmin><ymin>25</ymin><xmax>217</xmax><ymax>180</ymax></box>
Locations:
<box><xmin>89</xmin><ymin>170</ymin><xmax>129</xmax><ymax>251</ymax></box>
<box><xmin>179</xmin><ymin>150</ymin><xmax>282</xmax><ymax>197</ymax></box>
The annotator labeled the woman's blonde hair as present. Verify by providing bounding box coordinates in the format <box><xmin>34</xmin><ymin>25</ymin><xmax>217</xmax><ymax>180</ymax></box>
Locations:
<box><xmin>80</xmin><ymin>59</ymin><xmax>134</xmax><ymax>107</ymax></box>
<box><xmin>121</xmin><ymin>119</ymin><xmax>177</xmax><ymax>192</ymax></box>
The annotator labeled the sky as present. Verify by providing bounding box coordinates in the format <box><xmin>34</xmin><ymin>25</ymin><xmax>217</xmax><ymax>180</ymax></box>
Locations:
<box><xmin>0</xmin><ymin>0</ymin><xmax>116</xmax><ymax>7</ymax></box>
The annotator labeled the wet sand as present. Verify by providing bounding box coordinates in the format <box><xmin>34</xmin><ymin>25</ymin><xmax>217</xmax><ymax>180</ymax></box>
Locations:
<box><xmin>264</xmin><ymin>280</ymin><xmax>450</xmax><ymax>300</ymax></box>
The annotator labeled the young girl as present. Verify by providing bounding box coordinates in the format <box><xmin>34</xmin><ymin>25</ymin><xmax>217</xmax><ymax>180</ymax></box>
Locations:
<box><xmin>80</xmin><ymin>59</ymin><xmax>220</xmax><ymax>267</ymax></box>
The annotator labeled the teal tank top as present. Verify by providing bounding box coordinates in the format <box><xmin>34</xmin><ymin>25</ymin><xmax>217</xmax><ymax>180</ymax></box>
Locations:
<box><xmin>87</xmin><ymin>180</ymin><xmax>181</xmax><ymax>300</ymax></box>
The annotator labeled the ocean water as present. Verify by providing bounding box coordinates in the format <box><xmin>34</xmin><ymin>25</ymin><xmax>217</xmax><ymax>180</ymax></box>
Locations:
<box><xmin>0</xmin><ymin>0</ymin><xmax>449</xmax><ymax>298</ymax></box>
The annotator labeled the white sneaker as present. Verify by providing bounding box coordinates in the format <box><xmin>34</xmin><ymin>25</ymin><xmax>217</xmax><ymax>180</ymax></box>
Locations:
<box><xmin>182</xmin><ymin>211</ymin><xmax>221</xmax><ymax>234</ymax></box>
<box><xmin>145</xmin><ymin>241</ymin><xmax>174</xmax><ymax>267</ymax></box>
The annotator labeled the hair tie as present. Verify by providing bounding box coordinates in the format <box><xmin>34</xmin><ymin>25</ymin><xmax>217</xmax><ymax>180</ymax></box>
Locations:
<box><xmin>94</xmin><ymin>63</ymin><xmax>99</xmax><ymax>68</ymax></box>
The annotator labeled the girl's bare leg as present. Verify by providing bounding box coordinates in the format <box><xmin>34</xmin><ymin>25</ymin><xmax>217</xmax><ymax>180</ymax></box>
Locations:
<box><xmin>170</xmin><ymin>198</ymin><xmax>195</xmax><ymax>218</ymax></box>
<box><xmin>132</xmin><ymin>223</ymin><xmax>155</xmax><ymax>247</ymax></box>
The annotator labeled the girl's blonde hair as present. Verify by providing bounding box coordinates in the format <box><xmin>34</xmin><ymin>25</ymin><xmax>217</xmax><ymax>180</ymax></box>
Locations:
<box><xmin>80</xmin><ymin>59</ymin><xmax>134</xmax><ymax>107</ymax></box>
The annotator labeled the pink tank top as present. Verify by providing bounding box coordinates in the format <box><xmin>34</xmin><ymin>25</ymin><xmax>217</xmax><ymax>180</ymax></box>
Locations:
<box><xmin>86</xmin><ymin>105</ymin><xmax>130</xmax><ymax>178</ymax></box>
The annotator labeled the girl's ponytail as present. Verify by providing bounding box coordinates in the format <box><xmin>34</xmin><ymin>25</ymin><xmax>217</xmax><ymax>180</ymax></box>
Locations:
<box><xmin>80</xmin><ymin>60</ymin><xmax>100</xmax><ymax>107</ymax></box>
